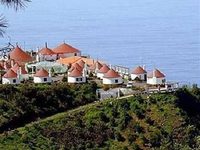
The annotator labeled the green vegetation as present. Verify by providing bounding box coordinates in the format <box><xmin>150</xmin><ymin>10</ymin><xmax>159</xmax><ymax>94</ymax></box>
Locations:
<box><xmin>0</xmin><ymin>85</ymin><xmax>200</xmax><ymax>149</ymax></box>
<box><xmin>0</xmin><ymin>82</ymin><xmax>97</xmax><ymax>132</ymax></box>
<box><xmin>0</xmin><ymin>86</ymin><xmax>200</xmax><ymax>150</ymax></box>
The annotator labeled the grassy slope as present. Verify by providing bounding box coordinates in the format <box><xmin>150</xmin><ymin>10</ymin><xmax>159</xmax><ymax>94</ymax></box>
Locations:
<box><xmin>1</xmin><ymin>92</ymin><xmax>196</xmax><ymax>150</ymax></box>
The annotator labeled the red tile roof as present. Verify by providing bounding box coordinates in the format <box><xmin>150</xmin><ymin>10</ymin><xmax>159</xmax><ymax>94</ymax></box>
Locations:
<box><xmin>132</xmin><ymin>66</ymin><xmax>147</xmax><ymax>74</ymax></box>
<box><xmin>53</xmin><ymin>43</ymin><xmax>80</xmax><ymax>54</ymax></box>
<box><xmin>68</xmin><ymin>67</ymin><xmax>82</xmax><ymax>77</ymax></box>
<box><xmin>148</xmin><ymin>69</ymin><xmax>165</xmax><ymax>78</ymax></box>
<box><xmin>69</xmin><ymin>63</ymin><xmax>82</xmax><ymax>72</ymax></box>
<box><xmin>9</xmin><ymin>46</ymin><xmax>33</xmax><ymax>62</ymax></box>
<box><xmin>3</xmin><ymin>69</ymin><xmax>17</xmax><ymax>78</ymax></box>
<box><xmin>38</xmin><ymin>47</ymin><xmax>55</xmax><ymax>55</ymax></box>
<box><xmin>77</xmin><ymin>60</ymin><xmax>85</xmax><ymax>68</ymax></box>
<box><xmin>98</xmin><ymin>64</ymin><xmax>109</xmax><ymax>73</ymax></box>
<box><xmin>104</xmin><ymin>69</ymin><xmax>121</xmax><ymax>78</ymax></box>
<box><xmin>89</xmin><ymin>61</ymin><xmax>103</xmax><ymax>70</ymax></box>
<box><xmin>35</xmin><ymin>68</ymin><xmax>49</xmax><ymax>77</ymax></box>
<box><xmin>12</xmin><ymin>63</ymin><xmax>28</xmax><ymax>74</ymax></box>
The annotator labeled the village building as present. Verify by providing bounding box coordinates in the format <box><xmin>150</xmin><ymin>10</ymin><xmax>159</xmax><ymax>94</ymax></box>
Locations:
<box><xmin>131</xmin><ymin>66</ymin><xmax>147</xmax><ymax>81</ymax></box>
<box><xmin>103</xmin><ymin>69</ymin><xmax>122</xmax><ymax>85</ymax></box>
<box><xmin>2</xmin><ymin>69</ymin><xmax>20</xmax><ymax>84</ymax></box>
<box><xmin>147</xmin><ymin>69</ymin><xmax>166</xmax><ymax>85</ymax></box>
<box><xmin>68</xmin><ymin>63</ymin><xmax>83</xmax><ymax>74</ymax></box>
<box><xmin>34</xmin><ymin>68</ymin><xmax>52</xmax><ymax>83</ymax></box>
<box><xmin>97</xmin><ymin>64</ymin><xmax>110</xmax><ymax>79</ymax></box>
<box><xmin>9</xmin><ymin>45</ymin><xmax>33</xmax><ymax>64</ymax></box>
<box><xmin>27</xmin><ymin>61</ymin><xmax>67</xmax><ymax>75</ymax></box>
<box><xmin>77</xmin><ymin>59</ymin><xmax>85</xmax><ymax>68</ymax></box>
<box><xmin>37</xmin><ymin>44</ymin><xmax>57</xmax><ymax>62</ymax></box>
<box><xmin>68</xmin><ymin>67</ymin><xmax>86</xmax><ymax>83</ymax></box>
<box><xmin>53</xmin><ymin>43</ymin><xmax>81</xmax><ymax>59</ymax></box>
<box><xmin>11</xmin><ymin>63</ymin><xmax>29</xmax><ymax>81</ymax></box>
<box><xmin>88</xmin><ymin>61</ymin><xmax>103</xmax><ymax>75</ymax></box>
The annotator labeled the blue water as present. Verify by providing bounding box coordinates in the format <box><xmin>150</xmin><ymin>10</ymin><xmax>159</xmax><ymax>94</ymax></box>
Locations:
<box><xmin>0</xmin><ymin>0</ymin><xmax>199</xmax><ymax>85</ymax></box>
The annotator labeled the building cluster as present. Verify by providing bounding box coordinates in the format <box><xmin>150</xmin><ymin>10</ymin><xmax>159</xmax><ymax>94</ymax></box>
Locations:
<box><xmin>0</xmin><ymin>42</ymin><xmax>166</xmax><ymax>86</ymax></box>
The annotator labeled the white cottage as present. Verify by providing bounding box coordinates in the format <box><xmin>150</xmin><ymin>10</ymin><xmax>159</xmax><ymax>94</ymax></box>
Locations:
<box><xmin>68</xmin><ymin>63</ymin><xmax>83</xmax><ymax>75</ymax></box>
<box><xmin>131</xmin><ymin>66</ymin><xmax>147</xmax><ymax>81</ymax></box>
<box><xmin>34</xmin><ymin>68</ymin><xmax>52</xmax><ymax>83</ymax></box>
<box><xmin>37</xmin><ymin>44</ymin><xmax>57</xmax><ymax>62</ymax></box>
<box><xmin>53</xmin><ymin>43</ymin><xmax>81</xmax><ymax>59</ymax></box>
<box><xmin>88</xmin><ymin>61</ymin><xmax>103</xmax><ymax>75</ymax></box>
<box><xmin>97</xmin><ymin>64</ymin><xmax>110</xmax><ymax>79</ymax></box>
<box><xmin>2</xmin><ymin>69</ymin><xmax>20</xmax><ymax>84</ymax></box>
<box><xmin>68</xmin><ymin>67</ymin><xmax>86</xmax><ymax>83</ymax></box>
<box><xmin>103</xmin><ymin>69</ymin><xmax>123</xmax><ymax>85</ymax></box>
<box><xmin>12</xmin><ymin>63</ymin><xmax>29</xmax><ymax>81</ymax></box>
<box><xmin>147</xmin><ymin>69</ymin><xmax>166</xmax><ymax>85</ymax></box>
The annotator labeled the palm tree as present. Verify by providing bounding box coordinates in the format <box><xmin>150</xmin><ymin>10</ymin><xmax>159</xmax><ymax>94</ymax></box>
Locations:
<box><xmin>0</xmin><ymin>0</ymin><xmax>30</xmax><ymax>36</ymax></box>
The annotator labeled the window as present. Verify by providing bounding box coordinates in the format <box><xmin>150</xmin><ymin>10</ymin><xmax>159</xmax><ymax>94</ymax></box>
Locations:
<box><xmin>162</xmin><ymin>79</ymin><xmax>166</xmax><ymax>83</ymax></box>
<box><xmin>76</xmin><ymin>78</ymin><xmax>83</xmax><ymax>82</ymax></box>
<box><xmin>13</xmin><ymin>79</ymin><xmax>16</xmax><ymax>83</ymax></box>
<box><xmin>44</xmin><ymin>78</ymin><xmax>47</xmax><ymax>82</ymax></box>
<box><xmin>115</xmin><ymin>79</ymin><xmax>118</xmax><ymax>83</ymax></box>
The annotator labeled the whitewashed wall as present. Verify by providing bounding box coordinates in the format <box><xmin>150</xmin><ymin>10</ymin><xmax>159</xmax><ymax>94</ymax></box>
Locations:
<box><xmin>103</xmin><ymin>77</ymin><xmax>123</xmax><ymax>85</ymax></box>
<box><xmin>97</xmin><ymin>72</ymin><xmax>105</xmax><ymax>79</ymax></box>
<box><xmin>147</xmin><ymin>77</ymin><xmax>165</xmax><ymax>85</ymax></box>
<box><xmin>57</xmin><ymin>52</ymin><xmax>81</xmax><ymax>59</ymax></box>
<box><xmin>2</xmin><ymin>78</ymin><xmax>20</xmax><ymax>84</ymax></box>
<box><xmin>131</xmin><ymin>73</ymin><xmax>146</xmax><ymax>80</ymax></box>
<box><xmin>68</xmin><ymin>76</ymin><xmax>86</xmax><ymax>83</ymax></box>
<box><xmin>38</xmin><ymin>54</ymin><xmax>57</xmax><ymax>61</ymax></box>
<box><xmin>33</xmin><ymin>77</ymin><xmax>52</xmax><ymax>83</ymax></box>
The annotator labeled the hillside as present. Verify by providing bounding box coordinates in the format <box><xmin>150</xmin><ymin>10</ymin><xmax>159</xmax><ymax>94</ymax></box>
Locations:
<box><xmin>0</xmin><ymin>85</ymin><xmax>200</xmax><ymax>150</ymax></box>
<box><xmin>0</xmin><ymin>82</ymin><xmax>97</xmax><ymax>132</ymax></box>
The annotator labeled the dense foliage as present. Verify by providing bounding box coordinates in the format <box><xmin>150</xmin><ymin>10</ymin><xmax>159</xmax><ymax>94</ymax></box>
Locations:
<box><xmin>0</xmin><ymin>82</ymin><xmax>97</xmax><ymax>132</ymax></box>
<box><xmin>0</xmin><ymin>85</ymin><xmax>200</xmax><ymax>149</ymax></box>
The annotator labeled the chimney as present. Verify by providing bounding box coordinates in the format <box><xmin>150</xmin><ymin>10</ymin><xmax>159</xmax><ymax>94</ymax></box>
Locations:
<box><xmin>153</xmin><ymin>69</ymin><xmax>155</xmax><ymax>77</ymax></box>
<box><xmin>17</xmin><ymin>67</ymin><xmax>21</xmax><ymax>79</ymax></box>
<box><xmin>45</xmin><ymin>42</ymin><xmax>48</xmax><ymax>48</ymax></box>
<box><xmin>36</xmin><ymin>47</ymin><xmax>40</xmax><ymax>62</ymax></box>
<box><xmin>143</xmin><ymin>65</ymin><xmax>146</xmax><ymax>71</ymax></box>
<box><xmin>11</xmin><ymin>59</ymin><xmax>15</xmax><ymax>67</ymax></box>
<box><xmin>95</xmin><ymin>61</ymin><xmax>98</xmax><ymax>73</ymax></box>
<box><xmin>19</xmin><ymin>67</ymin><xmax>22</xmax><ymax>75</ymax></box>
<box><xmin>3</xmin><ymin>62</ymin><xmax>7</xmax><ymax>70</ymax></box>
<box><xmin>109</xmin><ymin>64</ymin><xmax>112</xmax><ymax>69</ymax></box>
<box><xmin>49</xmin><ymin>68</ymin><xmax>52</xmax><ymax>77</ymax></box>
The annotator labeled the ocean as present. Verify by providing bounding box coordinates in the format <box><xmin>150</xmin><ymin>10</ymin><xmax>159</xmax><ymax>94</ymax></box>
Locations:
<box><xmin>0</xmin><ymin>0</ymin><xmax>199</xmax><ymax>85</ymax></box>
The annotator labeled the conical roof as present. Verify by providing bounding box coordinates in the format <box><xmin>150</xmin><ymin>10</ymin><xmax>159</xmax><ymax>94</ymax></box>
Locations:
<box><xmin>53</xmin><ymin>43</ymin><xmax>80</xmax><ymax>54</ymax></box>
<box><xmin>89</xmin><ymin>61</ymin><xmax>103</xmax><ymax>70</ymax></box>
<box><xmin>68</xmin><ymin>63</ymin><xmax>82</xmax><ymax>72</ymax></box>
<box><xmin>12</xmin><ymin>63</ymin><xmax>28</xmax><ymax>74</ymax></box>
<box><xmin>104</xmin><ymin>69</ymin><xmax>121</xmax><ymax>78</ymax></box>
<box><xmin>9</xmin><ymin>45</ymin><xmax>33</xmax><ymax>62</ymax></box>
<box><xmin>35</xmin><ymin>68</ymin><xmax>49</xmax><ymax>77</ymax></box>
<box><xmin>132</xmin><ymin>66</ymin><xmax>147</xmax><ymax>74</ymax></box>
<box><xmin>148</xmin><ymin>69</ymin><xmax>165</xmax><ymax>78</ymax></box>
<box><xmin>98</xmin><ymin>64</ymin><xmax>109</xmax><ymax>73</ymax></box>
<box><xmin>77</xmin><ymin>60</ymin><xmax>85</xmax><ymax>68</ymax></box>
<box><xmin>3</xmin><ymin>69</ymin><xmax>17</xmax><ymax>78</ymax></box>
<box><xmin>68</xmin><ymin>67</ymin><xmax>82</xmax><ymax>77</ymax></box>
<box><xmin>38</xmin><ymin>47</ymin><xmax>55</xmax><ymax>55</ymax></box>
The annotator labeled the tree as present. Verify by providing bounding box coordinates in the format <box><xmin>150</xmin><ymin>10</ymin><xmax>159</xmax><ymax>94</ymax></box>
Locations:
<box><xmin>0</xmin><ymin>0</ymin><xmax>30</xmax><ymax>36</ymax></box>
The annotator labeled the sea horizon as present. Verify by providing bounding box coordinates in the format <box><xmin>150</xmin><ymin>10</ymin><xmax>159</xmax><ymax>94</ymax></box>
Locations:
<box><xmin>0</xmin><ymin>0</ymin><xmax>199</xmax><ymax>85</ymax></box>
